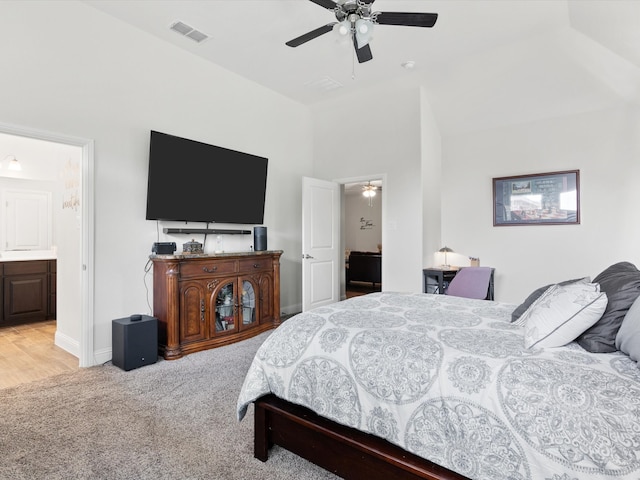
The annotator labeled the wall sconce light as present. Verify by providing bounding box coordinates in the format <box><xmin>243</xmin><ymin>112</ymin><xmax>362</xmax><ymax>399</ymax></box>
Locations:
<box><xmin>4</xmin><ymin>155</ymin><xmax>21</xmax><ymax>171</ymax></box>
<box><xmin>438</xmin><ymin>246</ymin><xmax>454</xmax><ymax>268</ymax></box>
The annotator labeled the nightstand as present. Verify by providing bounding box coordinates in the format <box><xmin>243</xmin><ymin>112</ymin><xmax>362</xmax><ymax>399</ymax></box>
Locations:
<box><xmin>423</xmin><ymin>267</ymin><xmax>459</xmax><ymax>295</ymax></box>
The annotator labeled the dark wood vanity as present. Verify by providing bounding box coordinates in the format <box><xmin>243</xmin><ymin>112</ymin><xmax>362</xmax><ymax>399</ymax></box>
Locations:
<box><xmin>0</xmin><ymin>259</ymin><xmax>56</xmax><ymax>325</ymax></box>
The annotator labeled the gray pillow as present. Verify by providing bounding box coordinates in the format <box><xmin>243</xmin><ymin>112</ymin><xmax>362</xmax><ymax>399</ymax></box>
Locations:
<box><xmin>577</xmin><ymin>262</ymin><xmax>640</xmax><ymax>353</ymax></box>
<box><xmin>511</xmin><ymin>277</ymin><xmax>589</xmax><ymax>323</ymax></box>
<box><xmin>616</xmin><ymin>296</ymin><xmax>640</xmax><ymax>362</ymax></box>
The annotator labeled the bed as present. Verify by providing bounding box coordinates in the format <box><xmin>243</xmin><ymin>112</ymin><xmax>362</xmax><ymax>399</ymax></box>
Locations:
<box><xmin>237</xmin><ymin>265</ymin><xmax>640</xmax><ymax>480</ymax></box>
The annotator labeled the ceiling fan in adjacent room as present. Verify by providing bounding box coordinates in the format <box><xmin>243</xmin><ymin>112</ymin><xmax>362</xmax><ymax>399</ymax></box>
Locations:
<box><xmin>286</xmin><ymin>0</ymin><xmax>438</xmax><ymax>63</ymax></box>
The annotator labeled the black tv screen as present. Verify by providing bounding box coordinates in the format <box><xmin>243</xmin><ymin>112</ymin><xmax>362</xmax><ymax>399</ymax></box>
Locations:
<box><xmin>145</xmin><ymin>131</ymin><xmax>268</xmax><ymax>224</ymax></box>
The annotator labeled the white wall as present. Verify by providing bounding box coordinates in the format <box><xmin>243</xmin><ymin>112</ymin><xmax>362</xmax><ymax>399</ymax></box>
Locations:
<box><xmin>441</xmin><ymin>105</ymin><xmax>640</xmax><ymax>303</ymax></box>
<box><xmin>56</xmin><ymin>149</ymin><xmax>84</xmax><ymax>351</ymax></box>
<box><xmin>0</xmin><ymin>1</ymin><xmax>313</xmax><ymax>362</ymax></box>
<box><xmin>344</xmin><ymin>192</ymin><xmax>382</xmax><ymax>253</ymax></box>
<box><xmin>312</xmin><ymin>83</ymin><xmax>423</xmax><ymax>293</ymax></box>
<box><xmin>420</xmin><ymin>89</ymin><xmax>443</xmax><ymax>271</ymax></box>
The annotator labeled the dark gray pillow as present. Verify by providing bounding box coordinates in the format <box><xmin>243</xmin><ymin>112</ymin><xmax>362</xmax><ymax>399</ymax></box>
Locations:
<box><xmin>616</xmin><ymin>296</ymin><xmax>640</xmax><ymax>362</ymax></box>
<box><xmin>577</xmin><ymin>262</ymin><xmax>640</xmax><ymax>353</ymax></box>
<box><xmin>511</xmin><ymin>277</ymin><xmax>589</xmax><ymax>322</ymax></box>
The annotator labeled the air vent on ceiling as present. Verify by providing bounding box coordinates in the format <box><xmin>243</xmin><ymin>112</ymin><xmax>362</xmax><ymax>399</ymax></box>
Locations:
<box><xmin>169</xmin><ymin>21</ymin><xmax>210</xmax><ymax>43</ymax></box>
<box><xmin>304</xmin><ymin>76</ymin><xmax>343</xmax><ymax>92</ymax></box>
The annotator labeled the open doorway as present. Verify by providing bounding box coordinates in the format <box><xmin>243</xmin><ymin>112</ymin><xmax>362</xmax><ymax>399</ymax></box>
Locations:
<box><xmin>0</xmin><ymin>124</ymin><xmax>94</xmax><ymax>386</ymax></box>
<box><xmin>301</xmin><ymin>175</ymin><xmax>385</xmax><ymax>309</ymax></box>
<box><xmin>343</xmin><ymin>179</ymin><xmax>382</xmax><ymax>299</ymax></box>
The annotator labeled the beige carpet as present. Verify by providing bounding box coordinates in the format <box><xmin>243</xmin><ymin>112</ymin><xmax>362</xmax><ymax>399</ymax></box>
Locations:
<box><xmin>0</xmin><ymin>331</ymin><xmax>339</xmax><ymax>480</ymax></box>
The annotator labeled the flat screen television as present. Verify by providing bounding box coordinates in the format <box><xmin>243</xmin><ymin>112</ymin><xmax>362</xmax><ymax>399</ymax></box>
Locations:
<box><xmin>145</xmin><ymin>131</ymin><xmax>268</xmax><ymax>224</ymax></box>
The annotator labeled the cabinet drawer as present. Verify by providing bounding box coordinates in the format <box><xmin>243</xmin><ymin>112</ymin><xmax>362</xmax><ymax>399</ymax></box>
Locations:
<box><xmin>238</xmin><ymin>258</ymin><xmax>271</xmax><ymax>273</ymax></box>
<box><xmin>180</xmin><ymin>260</ymin><xmax>237</xmax><ymax>278</ymax></box>
<box><xmin>4</xmin><ymin>260</ymin><xmax>48</xmax><ymax>275</ymax></box>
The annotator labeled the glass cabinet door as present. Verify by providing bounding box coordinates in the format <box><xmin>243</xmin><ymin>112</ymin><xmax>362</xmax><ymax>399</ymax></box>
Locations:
<box><xmin>214</xmin><ymin>281</ymin><xmax>236</xmax><ymax>333</ymax></box>
<box><xmin>241</xmin><ymin>280</ymin><xmax>257</xmax><ymax>327</ymax></box>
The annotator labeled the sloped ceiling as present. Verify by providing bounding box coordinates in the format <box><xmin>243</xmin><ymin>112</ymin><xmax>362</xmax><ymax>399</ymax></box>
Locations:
<box><xmin>83</xmin><ymin>0</ymin><xmax>640</xmax><ymax>134</ymax></box>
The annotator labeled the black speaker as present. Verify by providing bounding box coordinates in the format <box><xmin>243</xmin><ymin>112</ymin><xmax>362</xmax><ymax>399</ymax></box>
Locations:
<box><xmin>112</xmin><ymin>314</ymin><xmax>158</xmax><ymax>371</ymax></box>
<box><xmin>152</xmin><ymin>242</ymin><xmax>176</xmax><ymax>255</ymax></box>
<box><xmin>254</xmin><ymin>226</ymin><xmax>267</xmax><ymax>251</ymax></box>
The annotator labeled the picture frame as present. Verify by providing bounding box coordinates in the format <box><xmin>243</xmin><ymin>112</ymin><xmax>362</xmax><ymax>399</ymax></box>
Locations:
<box><xmin>493</xmin><ymin>170</ymin><xmax>580</xmax><ymax>226</ymax></box>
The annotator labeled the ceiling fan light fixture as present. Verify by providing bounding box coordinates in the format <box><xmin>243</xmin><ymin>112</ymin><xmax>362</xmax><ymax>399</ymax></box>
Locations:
<box><xmin>355</xmin><ymin>18</ymin><xmax>373</xmax><ymax>48</ymax></box>
<box><xmin>362</xmin><ymin>182</ymin><xmax>377</xmax><ymax>197</ymax></box>
<box><xmin>362</xmin><ymin>181</ymin><xmax>377</xmax><ymax>207</ymax></box>
<box><xmin>286</xmin><ymin>0</ymin><xmax>438</xmax><ymax>64</ymax></box>
<box><xmin>356</xmin><ymin>18</ymin><xmax>372</xmax><ymax>35</ymax></box>
<box><xmin>333</xmin><ymin>20</ymin><xmax>351</xmax><ymax>37</ymax></box>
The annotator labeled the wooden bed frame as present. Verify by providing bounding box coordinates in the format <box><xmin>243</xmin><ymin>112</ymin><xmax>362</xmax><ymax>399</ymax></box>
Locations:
<box><xmin>254</xmin><ymin>394</ymin><xmax>470</xmax><ymax>480</ymax></box>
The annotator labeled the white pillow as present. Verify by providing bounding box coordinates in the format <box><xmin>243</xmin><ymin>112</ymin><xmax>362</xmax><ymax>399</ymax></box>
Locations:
<box><xmin>516</xmin><ymin>282</ymin><xmax>608</xmax><ymax>349</ymax></box>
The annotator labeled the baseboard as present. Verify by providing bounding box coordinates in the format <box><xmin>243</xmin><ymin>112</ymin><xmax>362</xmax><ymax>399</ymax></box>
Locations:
<box><xmin>281</xmin><ymin>303</ymin><xmax>302</xmax><ymax>317</ymax></box>
<box><xmin>94</xmin><ymin>347</ymin><xmax>112</xmax><ymax>366</ymax></box>
<box><xmin>54</xmin><ymin>330</ymin><xmax>79</xmax><ymax>358</ymax></box>
<box><xmin>54</xmin><ymin>330</ymin><xmax>113</xmax><ymax>366</ymax></box>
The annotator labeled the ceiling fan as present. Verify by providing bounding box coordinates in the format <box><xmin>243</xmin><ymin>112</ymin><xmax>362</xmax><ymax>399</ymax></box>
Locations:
<box><xmin>286</xmin><ymin>0</ymin><xmax>438</xmax><ymax>63</ymax></box>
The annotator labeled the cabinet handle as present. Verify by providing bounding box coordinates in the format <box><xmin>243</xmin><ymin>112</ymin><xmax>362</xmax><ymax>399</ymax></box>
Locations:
<box><xmin>200</xmin><ymin>299</ymin><xmax>205</xmax><ymax>322</ymax></box>
<box><xmin>203</xmin><ymin>266</ymin><xmax>218</xmax><ymax>273</ymax></box>
<box><xmin>253</xmin><ymin>263</ymin><xmax>260</xmax><ymax>268</ymax></box>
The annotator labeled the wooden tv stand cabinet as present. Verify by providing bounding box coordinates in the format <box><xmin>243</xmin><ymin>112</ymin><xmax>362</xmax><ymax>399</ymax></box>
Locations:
<box><xmin>151</xmin><ymin>250</ymin><xmax>282</xmax><ymax>360</ymax></box>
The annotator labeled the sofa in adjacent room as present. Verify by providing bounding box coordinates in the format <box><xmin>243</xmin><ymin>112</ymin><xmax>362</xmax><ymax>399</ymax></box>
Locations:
<box><xmin>346</xmin><ymin>251</ymin><xmax>381</xmax><ymax>287</ymax></box>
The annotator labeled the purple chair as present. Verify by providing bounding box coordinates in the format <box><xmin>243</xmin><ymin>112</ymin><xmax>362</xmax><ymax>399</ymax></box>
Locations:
<box><xmin>446</xmin><ymin>267</ymin><xmax>494</xmax><ymax>300</ymax></box>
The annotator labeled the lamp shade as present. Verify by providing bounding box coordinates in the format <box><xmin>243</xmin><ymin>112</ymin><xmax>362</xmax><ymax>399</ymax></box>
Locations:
<box><xmin>355</xmin><ymin>19</ymin><xmax>373</xmax><ymax>48</ymax></box>
<box><xmin>333</xmin><ymin>20</ymin><xmax>351</xmax><ymax>37</ymax></box>
<box><xmin>438</xmin><ymin>246</ymin><xmax>454</xmax><ymax>267</ymax></box>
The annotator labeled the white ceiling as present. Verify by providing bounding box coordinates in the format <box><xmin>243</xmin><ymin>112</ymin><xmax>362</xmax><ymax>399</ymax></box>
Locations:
<box><xmin>82</xmin><ymin>1</ymin><xmax>640</xmax><ymax>133</ymax></box>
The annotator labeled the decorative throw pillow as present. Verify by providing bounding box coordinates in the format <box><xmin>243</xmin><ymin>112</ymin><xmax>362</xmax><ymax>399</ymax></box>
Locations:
<box><xmin>577</xmin><ymin>262</ymin><xmax>640</xmax><ymax>353</ymax></box>
<box><xmin>515</xmin><ymin>282</ymin><xmax>607</xmax><ymax>349</ymax></box>
<box><xmin>615</xmin><ymin>296</ymin><xmax>640</xmax><ymax>362</ymax></box>
<box><xmin>510</xmin><ymin>277</ymin><xmax>590</xmax><ymax>323</ymax></box>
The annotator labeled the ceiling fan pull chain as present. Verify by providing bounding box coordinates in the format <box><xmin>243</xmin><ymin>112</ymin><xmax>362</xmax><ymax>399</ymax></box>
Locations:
<box><xmin>352</xmin><ymin>46</ymin><xmax>356</xmax><ymax>80</ymax></box>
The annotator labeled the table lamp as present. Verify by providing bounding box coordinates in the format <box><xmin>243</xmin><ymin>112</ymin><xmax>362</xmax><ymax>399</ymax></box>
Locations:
<box><xmin>438</xmin><ymin>246</ymin><xmax>454</xmax><ymax>268</ymax></box>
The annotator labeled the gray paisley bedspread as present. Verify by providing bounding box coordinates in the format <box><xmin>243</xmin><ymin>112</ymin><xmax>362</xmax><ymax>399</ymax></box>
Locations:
<box><xmin>237</xmin><ymin>292</ymin><xmax>640</xmax><ymax>480</ymax></box>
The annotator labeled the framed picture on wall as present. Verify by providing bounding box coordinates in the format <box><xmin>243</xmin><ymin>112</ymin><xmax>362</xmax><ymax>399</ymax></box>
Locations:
<box><xmin>493</xmin><ymin>170</ymin><xmax>580</xmax><ymax>226</ymax></box>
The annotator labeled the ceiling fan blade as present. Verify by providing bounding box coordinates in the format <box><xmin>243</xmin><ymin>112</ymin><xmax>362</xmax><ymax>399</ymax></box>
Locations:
<box><xmin>286</xmin><ymin>23</ymin><xmax>336</xmax><ymax>47</ymax></box>
<box><xmin>309</xmin><ymin>0</ymin><xmax>337</xmax><ymax>10</ymax></box>
<box><xmin>375</xmin><ymin>12</ymin><xmax>438</xmax><ymax>28</ymax></box>
<box><xmin>353</xmin><ymin>35</ymin><xmax>373</xmax><ymax>63</ymax></box>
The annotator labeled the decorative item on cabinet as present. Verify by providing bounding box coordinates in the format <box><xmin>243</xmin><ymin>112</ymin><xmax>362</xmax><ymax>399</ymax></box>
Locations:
<box><xmin>182</xmin><ymin>239</ymin><xmax>203</xmax><ymax>254</ymax></box>
<box><xmin>151</xmin><ymin>251</ymin><xmax>282</xmax><ymax>360</ymax></box>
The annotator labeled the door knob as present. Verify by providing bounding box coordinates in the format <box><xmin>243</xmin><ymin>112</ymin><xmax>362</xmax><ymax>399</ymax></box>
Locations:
<box><xmin>302</xmin><ymin>254</ymin><xmax>314</xmax><ymax>259</ymax></box>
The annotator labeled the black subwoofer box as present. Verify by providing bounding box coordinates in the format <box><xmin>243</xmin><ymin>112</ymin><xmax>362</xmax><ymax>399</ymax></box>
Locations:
<box><xmin>112</xmin><ymin>314</ymin><xmax>158</xmax><ymax>371</ymax></box>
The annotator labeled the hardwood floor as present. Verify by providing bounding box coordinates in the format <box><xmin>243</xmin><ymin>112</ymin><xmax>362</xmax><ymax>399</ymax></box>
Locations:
<box><xmin>346</xmin><ymin>282</ymin><xmax>381</xmax><ymax>299</ymax></box>
<box><xmin>0</xmin><ymin>320</ymin><xmax>78</xmax><ymax>389</ymax></box>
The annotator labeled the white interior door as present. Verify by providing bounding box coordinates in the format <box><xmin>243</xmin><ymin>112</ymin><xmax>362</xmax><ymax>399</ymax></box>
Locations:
<box><xmin>302</xmin><ymin>177</ymin><xmax>340</xmax><ymax>311</ymax></box>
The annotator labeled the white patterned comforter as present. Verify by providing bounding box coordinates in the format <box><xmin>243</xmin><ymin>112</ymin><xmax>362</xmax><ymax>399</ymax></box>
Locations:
<box><xmin>237</xmin><ymin>292</ymin><xmax>640</xmax><ymax>480</ymax></box>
